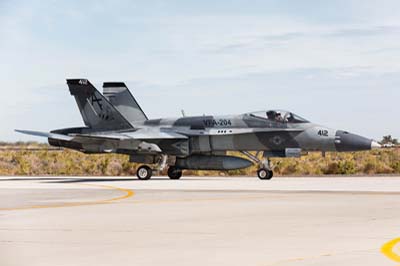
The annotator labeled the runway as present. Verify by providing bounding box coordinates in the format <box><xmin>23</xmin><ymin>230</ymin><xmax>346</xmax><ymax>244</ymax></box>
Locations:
<box><xmin>0</xmin><ymin>176</ymin><xmax>399</xmax><ymax>266</ymax></box>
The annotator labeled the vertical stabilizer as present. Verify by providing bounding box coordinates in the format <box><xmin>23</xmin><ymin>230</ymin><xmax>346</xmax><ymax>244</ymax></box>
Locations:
<box><xmin>67</xmin><ymin>79</ymin><xmax>133</xmax><ymax>130</ymax></box>
<box><xmin>103</xmin><ymin>82</ymin><xmax>148</xmax><ymax>123</ymax></box>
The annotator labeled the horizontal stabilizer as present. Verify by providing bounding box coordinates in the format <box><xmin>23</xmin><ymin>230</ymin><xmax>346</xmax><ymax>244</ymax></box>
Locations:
<box><xmin>15</xmin><ymin>130</ymin><xmax>73</xmax><ymax>141</ymax></box>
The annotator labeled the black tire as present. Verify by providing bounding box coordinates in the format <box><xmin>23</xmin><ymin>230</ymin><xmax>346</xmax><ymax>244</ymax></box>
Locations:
<box><xmin>137</xmin><ymin>165</ymin><xmax>152</xmax><ymax>180</ymax></box>
<box><xmin>267</xmin><ymin>170</ymin><xmax>274</xmax><ymax>180</ymax></box>
<box><xmin>257</xmin><ymin>169</ymin><xmax>273</xmax><ymax>180</ymax></box>
<box><xmin>168</xmin><ymin>166</ymin><xmax>182</xmax><ymax>180</ymax></box>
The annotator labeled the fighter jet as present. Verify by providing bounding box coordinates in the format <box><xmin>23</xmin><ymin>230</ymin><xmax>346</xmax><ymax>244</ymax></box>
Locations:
<box><xmin>16</xmin><ymin>79</ymin><xmax>381</xmax><ymax>180</ymax></box>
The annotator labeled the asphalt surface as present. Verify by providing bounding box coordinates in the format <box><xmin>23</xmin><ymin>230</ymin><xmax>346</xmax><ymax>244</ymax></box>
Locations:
<box><xmin>0</xmin><ymin>176</ymin><xmax>399</xmax><ymax>266</ymax></box>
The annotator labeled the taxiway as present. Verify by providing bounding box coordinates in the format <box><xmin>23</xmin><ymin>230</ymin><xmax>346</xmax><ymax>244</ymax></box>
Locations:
<box><xmin>0</xmin><ymin>176</ymin><xmax>399</xmax><ymax>266</ymax></box>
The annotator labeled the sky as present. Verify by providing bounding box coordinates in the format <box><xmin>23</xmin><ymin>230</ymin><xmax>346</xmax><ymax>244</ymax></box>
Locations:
<box><xmin>0</xmin><ymin>0</ymin><xmax>399</xmax><ymax>141</ymax></box>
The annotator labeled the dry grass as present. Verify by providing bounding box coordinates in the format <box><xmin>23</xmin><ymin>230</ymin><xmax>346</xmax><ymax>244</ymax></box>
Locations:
<box><xmin>0</xmin><ymin>143</ymin><xmax>399</xmax><ymax>176</ymax></box>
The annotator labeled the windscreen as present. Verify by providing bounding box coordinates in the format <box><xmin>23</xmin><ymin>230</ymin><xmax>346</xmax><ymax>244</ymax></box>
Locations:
<box><xmin>250</xmin><ymin>110</ymin><xmax>309</xmax><ymax>124</ymax></box>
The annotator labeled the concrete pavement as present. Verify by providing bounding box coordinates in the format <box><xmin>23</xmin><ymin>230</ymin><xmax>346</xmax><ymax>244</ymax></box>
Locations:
<box><xmin>0</xmin><ymin>176</ymin><xmax>399</xmax><ymax>266</ymax></box>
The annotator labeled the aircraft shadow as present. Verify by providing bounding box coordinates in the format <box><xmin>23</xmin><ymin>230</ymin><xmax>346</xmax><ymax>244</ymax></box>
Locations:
<box><xmin>0</xmin><ymin>177</ymin><xmax>207</xmax><ymax>183</ymax></box>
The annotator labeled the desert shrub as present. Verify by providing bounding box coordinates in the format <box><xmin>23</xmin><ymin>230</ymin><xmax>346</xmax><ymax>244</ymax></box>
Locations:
<box><xmin>363</xmin><ymin>161</ymin><xmax>376</xmax><ymax>174</ymax></box>
<box><xmin>280</xmin><ymin>163</ymin><xmax>298</xmax><ymax>175</ymax></box>
<box><xmin>227</xmin><ymin>168</ymin><xmax>250</xmax><ymax>176</ymax></box>
<box><xmin>323</xmin><ymin>162</ymin><xmax>339</xmax><ymax>175</ymax></box>
<box><xmin>392</xmin><ymin>161</ymin><xmax>400</xmax><ymax>173</ymax></box>
<box><xmin>337</xmin><ymin>160</ymin><xmax>357</xmax><ymax>175</ymax></box>
<box><xmin>106</xmin><ymin>160</ymin><xmax>123</xmax><ymax>176</ymax></box>
<box><xmin>0</xmin><ymin>144</ymin><xmax>399</xmax><ymax>176</ymax></box>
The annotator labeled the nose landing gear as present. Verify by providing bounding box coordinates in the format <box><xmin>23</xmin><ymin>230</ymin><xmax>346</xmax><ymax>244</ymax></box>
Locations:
<box><xmin>259</xmin><ymin>157</ymin><xmax>274</xmax><ymax>180</ymax></box>
<box><xmin>257</xmin><ymin>168</ymin><xmax>273</xmax><ymax>180</ymax></box>
<box><xmin>257</xmin><ymin>157</ymin><xmax>273</xmax><ymax>180</ymax></box>
<box><xmin>240</xmin><ymin>151</ymin><xmax>274</xmax><ymax>180</ymax></box>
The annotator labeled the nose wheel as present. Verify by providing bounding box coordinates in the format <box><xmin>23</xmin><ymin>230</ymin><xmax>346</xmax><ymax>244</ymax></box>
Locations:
<box><xmin>239</xmin><ymin>151</ymin><xmax>275</xmax><ymax>180</ymax></box>
<box><xmin>257</xmin><ymin>168</ymin><xmax>273</xmax><ymax>180</ymax></box>
<box><xmin>137</xmin><ymin>165</ymin><xmax>153</xmax><ymax>180</ymax></box>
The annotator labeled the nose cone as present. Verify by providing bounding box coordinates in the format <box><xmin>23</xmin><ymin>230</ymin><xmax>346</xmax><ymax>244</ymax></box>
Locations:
<box><xmin>371</xmin><ymin>140</ymin><xmax>381</xmax><ymax>149</ymax></box>
<box><xmin>335</xmin><ymin>130</ymin><xmax>378</xmax><ymax>152</ymax></box>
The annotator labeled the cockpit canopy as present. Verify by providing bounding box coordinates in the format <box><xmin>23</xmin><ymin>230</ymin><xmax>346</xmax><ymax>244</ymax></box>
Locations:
<box><xmin>249</xmin><ymin>110</ymin><xmax>309</xmax><ymax>124</ymax></box>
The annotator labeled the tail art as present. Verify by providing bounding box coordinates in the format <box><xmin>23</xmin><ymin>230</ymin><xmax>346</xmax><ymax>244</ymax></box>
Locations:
<box><xmin>67</xmin><ymin>79</ymin><xmax>133</xmax><ymax>130</ymax></box>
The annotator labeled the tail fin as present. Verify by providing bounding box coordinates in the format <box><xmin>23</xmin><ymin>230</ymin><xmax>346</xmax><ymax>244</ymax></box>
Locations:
<box><xmin>67</xmin><ymin>79</ymin><xmax>133</xmax><ymax>130</ymax></box>
<box><xmin>103</xmin><ymin>82</ymin><xmax>148</xmax><ymax>123</ymax></box>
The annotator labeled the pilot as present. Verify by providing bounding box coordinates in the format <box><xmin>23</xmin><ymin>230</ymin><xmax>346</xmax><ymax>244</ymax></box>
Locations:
<box><xmin>287</xmin><ymin>113</ymin><xmax>295</xmax><ymax>123</ymax></box>
<box><xmin>275</xmin><ymin>112</ymin><xmax>283</xmax><ymax>122</ymax></box>
<box><xmin>266</xmin><ymin>111</ymin><xmax>276</xmax><ymax>120</ymax></box>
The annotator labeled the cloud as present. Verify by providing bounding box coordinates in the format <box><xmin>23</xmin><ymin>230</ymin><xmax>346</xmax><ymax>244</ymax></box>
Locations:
<box><xmin>208</xmin><ymin>24</ymin><xmax>400</xmax><ymax>56</ymax></box>
<box><xmin>328</xmin><ymin>25</ymin><xmax>400</xmax><ymax>37</ymax></box>
<box><xmin>2</xmin><ymin>1</ymin><xmax>400</xmax><ymax>141</ymax></box>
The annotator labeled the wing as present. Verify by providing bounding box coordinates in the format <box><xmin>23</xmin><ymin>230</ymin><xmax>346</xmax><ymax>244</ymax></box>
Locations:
<box><xmin>74</xmin><ymin>129</ymin><xmax>188</xmax><ymax>140</ymax></box>
<box><xmin>15</xmin><ymin>128</ymin><xmax>188</xmax><ymax>154</ymax></box>
<box><xmin>15</xmin><ymin>130</ymin><xmax>73</xmax><ymax>141</ymax></box>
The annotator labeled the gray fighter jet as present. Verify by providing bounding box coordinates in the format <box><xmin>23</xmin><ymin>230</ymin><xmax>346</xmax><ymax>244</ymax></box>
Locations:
<box><xmin>16</xmin><ymin>79</ymin><xmax>381</xmax><ymax>180</ymax></box>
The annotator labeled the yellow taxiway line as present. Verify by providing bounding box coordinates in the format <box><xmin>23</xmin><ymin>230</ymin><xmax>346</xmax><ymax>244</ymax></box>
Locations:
<box><xmin>0</xmin><ymin>184</ymin><xmax>134</xmax><ymax>211</ymax></box>
<box><xmin>381</xmin><ymin>237</ymin><xmax>400</xmax><ymax>263</ymax></box>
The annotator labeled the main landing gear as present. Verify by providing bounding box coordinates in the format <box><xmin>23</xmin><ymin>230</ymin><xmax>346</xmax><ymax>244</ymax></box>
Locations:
<box><xmin>136</xmin><ymin>165</ymin><xmax>153</xmax><ymax>180</ymax></box>
<box><xmin>167</xmin><ymin>166</ymin><xmax>183</xmax><ymax>180</ymax></box>
<box><xmin>136</xmin><ymin>155</ymin><xmax>183</xmax><ymax>180</ymax></box>
<box><xmin>136</xmin><ymin>165</ymin><xmax>183</xmax><ymax>180</ymax></box>
<box><xmin>240</xmin><ymin>151</ymin><xmax>274</xmax><ymax>180</ymax></box>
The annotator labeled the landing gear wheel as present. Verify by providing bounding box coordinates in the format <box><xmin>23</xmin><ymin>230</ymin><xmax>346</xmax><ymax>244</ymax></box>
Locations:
<box><xmin>168</xmin><ymin>166</ymin><xmax>182</xmax><ymax>180</ymax></box>
<box><xmin>137</xmin><ymin>165</ymin><xmax>152</xmax><ymax>180</ymax></box>
<box><xmin>257</xmin><ymin>169</ymin><xmax>273</xmax><ymax>180</ymax></box>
